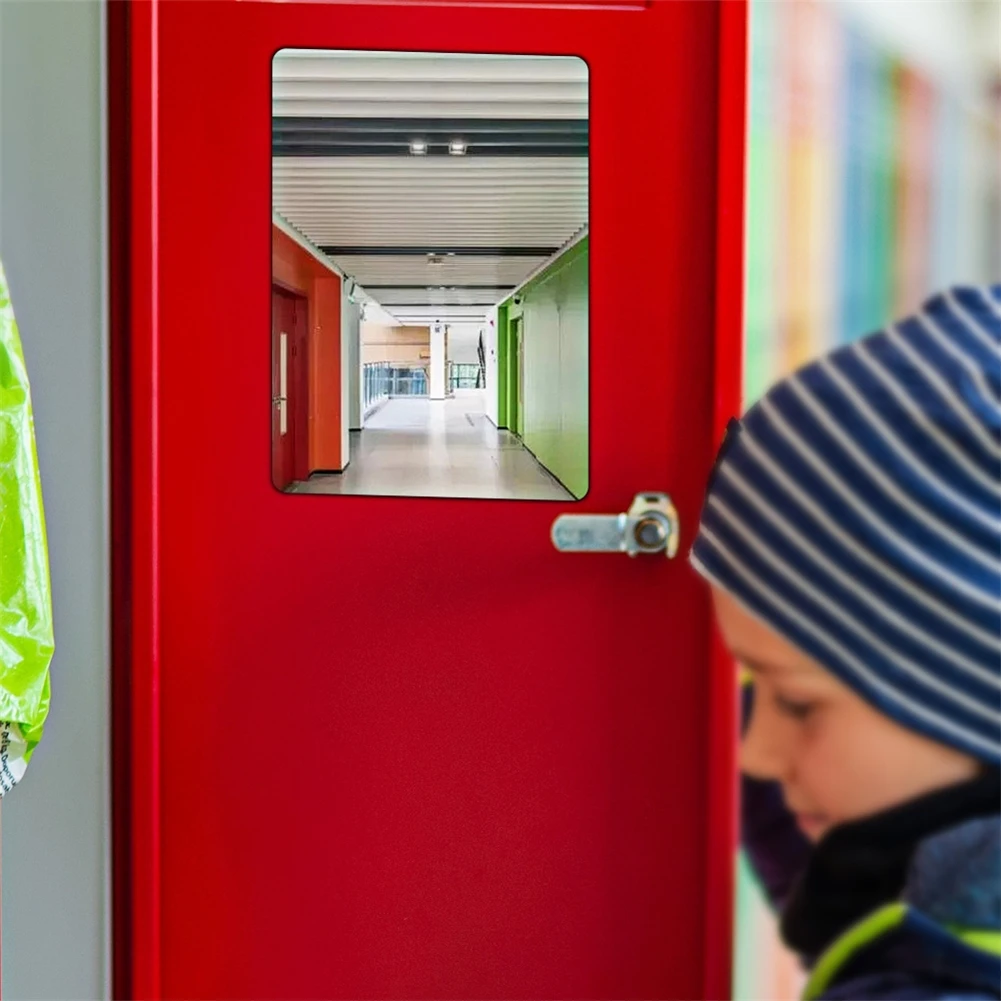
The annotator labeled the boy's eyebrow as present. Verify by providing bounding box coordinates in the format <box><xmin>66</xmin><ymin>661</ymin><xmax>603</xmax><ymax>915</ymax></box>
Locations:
<box><xmin>734</xmin><ymin>654</ymin><xmax>771</xmax><ymax>674</ymax></box>
<box><xmin>736</xmin><ymin>656</ymin><xmax>805</xmax><ymax>676</ymax></box>
<box><xmin>737</xmin><ymin>656</ymin><xmax>820</xmax><ymax>681</ymax></box>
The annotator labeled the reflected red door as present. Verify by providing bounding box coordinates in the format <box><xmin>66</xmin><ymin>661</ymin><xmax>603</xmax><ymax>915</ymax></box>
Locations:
<box><xmin>271</xmin><ymin>287</ymin><xmax>308</xmax><ymax>490</ymax></box>
<box><xmin>114</xmin><ymin>2</ymin><xmax>746</xmax><ymax>999</ymax></box>
<box><xmin>271</xmin><ymin>288</ymin><xmax>293</xmax><ymax>489</ymax></box>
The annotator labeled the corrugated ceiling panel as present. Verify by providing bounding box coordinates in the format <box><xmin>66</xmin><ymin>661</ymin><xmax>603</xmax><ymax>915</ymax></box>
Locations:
<box><xmin>273</xmin><ymin>52</ymin><xmax>588</xmax><ymax>120</ymax></box>
<box><xmin>334</xmin><ymin>255</ymin><xmax>549</xmax><ymax>285</ymax></box>
<box><xmin>272</xmin><ymin>52</ymin><xmax>587</xmax><ymax>323</ymax></box>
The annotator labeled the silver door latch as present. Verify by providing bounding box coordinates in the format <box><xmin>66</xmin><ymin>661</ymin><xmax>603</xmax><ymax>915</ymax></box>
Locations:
<box><xmin>551</xmin><ymin>493</ymin><xmax>681</xmax><ymax>558</ymax></box>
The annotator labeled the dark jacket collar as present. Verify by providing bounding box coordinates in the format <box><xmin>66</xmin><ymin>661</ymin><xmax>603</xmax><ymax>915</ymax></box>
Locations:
<box><xmin>781</xmin><ymin>769</ymin><xmax>1001</xmax><ymax>959</ymax></box>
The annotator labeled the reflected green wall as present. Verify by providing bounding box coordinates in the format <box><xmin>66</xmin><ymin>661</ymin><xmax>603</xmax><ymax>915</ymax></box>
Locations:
<box><xmin>498</xmin><ymin>239</ymin><xmax>588</xmax><ymax>499</ymax></box>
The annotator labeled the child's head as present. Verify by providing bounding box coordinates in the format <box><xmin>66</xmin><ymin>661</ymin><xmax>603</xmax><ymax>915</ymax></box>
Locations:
<box><xmin>692</xmin><ymin>286</ymin><xmax>1001</xmax><ymax>840</ymax></box>
<box><xmin>713</xmin><ymin>587</ymin><xmax>979</xmax><ymax>841</ymax></box>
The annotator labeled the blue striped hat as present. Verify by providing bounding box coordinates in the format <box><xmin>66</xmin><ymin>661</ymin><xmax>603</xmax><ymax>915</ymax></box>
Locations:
<box><xmin>691</xmin><ymin>285</ymin><xmax>1001</xmax><ymax>763</ymax></box>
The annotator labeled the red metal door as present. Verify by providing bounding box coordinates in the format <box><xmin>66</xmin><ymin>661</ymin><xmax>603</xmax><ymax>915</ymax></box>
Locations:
<box><xmin>113</xmin><ymin>2</ymin><xmax>746</xmax><ymax>999</ymax></box>
<box><xmin>271</xmin><ymin>287</ymin><xmax>309</xmax><ymax>490</ymax></box>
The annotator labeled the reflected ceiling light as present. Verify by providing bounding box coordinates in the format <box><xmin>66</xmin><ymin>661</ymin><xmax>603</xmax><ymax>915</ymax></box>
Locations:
<box><xmin>449</xmin><ymin>140</ymin><xmax>468</xmax><ymax>156</ymax></box>
<box><xmin>409</xmin><ymin>139</ymin><xmax>428</xmax><ymax>155</ymax></box>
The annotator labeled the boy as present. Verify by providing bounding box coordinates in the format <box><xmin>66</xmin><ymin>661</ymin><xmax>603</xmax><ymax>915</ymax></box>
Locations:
<box><xmin>691</xmin><ymin>285</ymin><xmax>1001</xmax><ymax>999</ymax></box>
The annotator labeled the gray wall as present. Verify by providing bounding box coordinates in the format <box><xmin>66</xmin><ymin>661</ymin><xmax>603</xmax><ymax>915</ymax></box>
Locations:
<box><xmin>343</xmin><ymin>297</ymin><xmax>362</xmax><ymax>433</ymax></box>
<box><xmin>0</xmin><ymin>2</ymin><xmax>109</xmax><ymax>999</ymax></box>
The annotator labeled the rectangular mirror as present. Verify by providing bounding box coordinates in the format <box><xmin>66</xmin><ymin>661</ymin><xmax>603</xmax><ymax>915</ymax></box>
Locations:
<box><xmin>272</xmin><ymin>50</ymin><xmax>589</xmax><ymax>500</ymax></box>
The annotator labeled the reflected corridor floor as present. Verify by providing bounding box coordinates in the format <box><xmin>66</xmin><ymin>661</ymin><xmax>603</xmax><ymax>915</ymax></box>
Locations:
<box><xmin>292</xmin><ymin>393</ymin><xmax>574</xmax><ymax>501</ymax></box>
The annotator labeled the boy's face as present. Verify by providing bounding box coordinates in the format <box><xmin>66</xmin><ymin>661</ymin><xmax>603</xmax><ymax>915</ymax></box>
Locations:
<box><xmin>712</xmin><ymin>587</ymin><xmax>979</xmax><ymax>843</ymax></box>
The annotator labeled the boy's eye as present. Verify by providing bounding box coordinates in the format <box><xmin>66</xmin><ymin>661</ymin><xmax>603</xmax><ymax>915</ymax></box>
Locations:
<box><xmin>773</xmin><ymin>693</ymin><xmax>816</xmax><ymax>721</ymax></box>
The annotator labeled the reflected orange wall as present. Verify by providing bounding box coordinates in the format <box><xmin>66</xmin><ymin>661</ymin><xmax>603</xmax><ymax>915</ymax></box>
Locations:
<box><xmin>272</xmin><ymin>225</ymin><xmax>343</xmax><ymax>472</ymax></box>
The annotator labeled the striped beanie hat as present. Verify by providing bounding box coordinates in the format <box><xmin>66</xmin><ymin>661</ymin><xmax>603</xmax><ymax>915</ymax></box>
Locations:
<box><xmin>691</xmin><ymin>285</ymin><xmax>1001</xmax><ymax>764</ymax></box>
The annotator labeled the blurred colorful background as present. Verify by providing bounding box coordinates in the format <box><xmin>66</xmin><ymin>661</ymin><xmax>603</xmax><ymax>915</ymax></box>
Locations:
<box><xmin>736</xmin><ymin>0</ymin><xmax>1001</xmax><ymax>996</ymax></box>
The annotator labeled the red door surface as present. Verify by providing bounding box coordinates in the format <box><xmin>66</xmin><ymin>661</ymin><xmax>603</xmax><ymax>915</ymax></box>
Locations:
<box><xmin>114</xmin><ymin>2</ymin><xmax>746</xmax><ymax>999</ymax></box>
<box><xmin>272</xmin><ymin>287</ymin><xmax>308</xmax><ymax>490</ymax></box>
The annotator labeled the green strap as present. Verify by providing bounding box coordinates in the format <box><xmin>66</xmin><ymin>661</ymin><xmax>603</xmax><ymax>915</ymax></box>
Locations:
<box><xmin>802</xmin><ymin>903</ymin><xmax>1001</xmax><ymax>1001</ymax></box>
<box><xmin>950</xmin><ymin>927</ymin><xmax>1001</xmax><ymax>957</ymax></box>
<box><xmin>803</xmin><ymin>903</ymin><xmax>908</xmax><ymax>1001</ymax></box>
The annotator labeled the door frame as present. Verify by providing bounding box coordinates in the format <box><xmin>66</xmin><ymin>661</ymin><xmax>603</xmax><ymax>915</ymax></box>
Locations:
<box><xmin>108</xmin><ymin>3</ymin><xmax>747</xmax><ymax>998</ymax></box>
<box><xmin>704</xmin><ymin>3</ymin><xmax>748</xmax><ymax>998</ymax></box>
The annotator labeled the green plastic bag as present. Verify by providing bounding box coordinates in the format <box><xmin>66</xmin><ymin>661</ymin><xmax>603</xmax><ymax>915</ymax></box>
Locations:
<box><xmin>0</xmin><ymin>259</ymin><xmax>53</xmax><ymax>794</ymax></box>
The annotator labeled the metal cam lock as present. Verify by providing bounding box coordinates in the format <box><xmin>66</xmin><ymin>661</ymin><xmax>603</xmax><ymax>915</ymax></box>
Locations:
<box><xmin>550</xmin><ymin>492</ymin><xmax>680</xmax><ymax>558</ymax></box>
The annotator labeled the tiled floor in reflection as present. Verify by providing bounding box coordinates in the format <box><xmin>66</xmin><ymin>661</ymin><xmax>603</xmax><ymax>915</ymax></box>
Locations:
<box><xmin>293</xmin><ymin>391</ymin><xmax>574</xmax><ymax>500</ymax></box>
